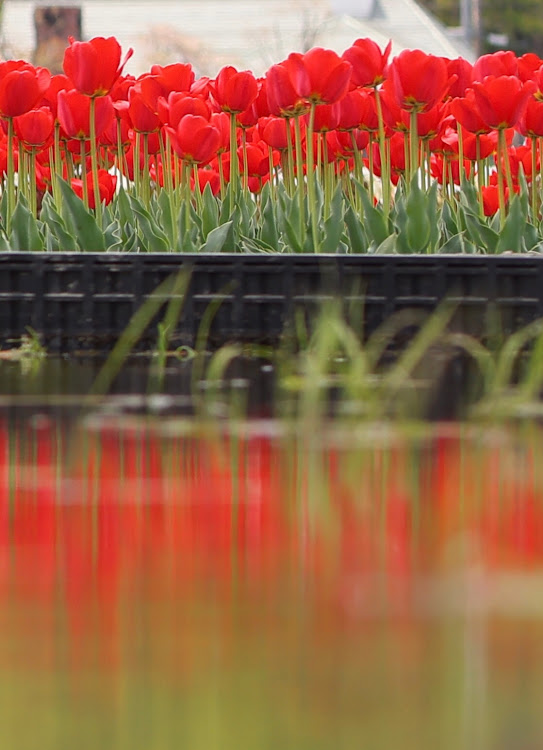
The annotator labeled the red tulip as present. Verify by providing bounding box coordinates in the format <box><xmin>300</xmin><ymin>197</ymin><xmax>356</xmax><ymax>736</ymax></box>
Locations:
<box><xmin>380</xmin><ymin>85</ymin><xmax>409</xmax><ymax>132</ymax></box>
<box><xmin>129</xmin><ymin>128</ymin><xmax>161</xmax><ymax>155</ymax></box>
<box><xmin>518</xmin><ymin>96</ymin><xmax>543</xmax><ymax>137</ymax></box>
<box><xmin>473</xmin><ymin>50</ymin><xmax>518</xmax><ymax>81</ymax></box>
<box><xmin>430</xmin><ymin>153</ymin><xmax>471</xmax><ymax>185</ymax></box>
<box><xmin>57</xmin><ymin>89</ymin><xmax>114</xmax><ymax>139</ymax></box>
<box><xmin>41</xmin><ymin>74</ymin><xmax>73</xmax><ymax>118</ymax></box>
<box><xmin>127</xmin><ymin>85</ymin><xmax>161</xmax><ymax>133</ymax></box>
<box><xmin>166</xmin><ymin>114</ymin><xmax>221</xmax><ymax>164</ymax></box>
<box><xmin>309</xmin><ymin>102</ymin><xmax>341</xmax><ymax>132</ymax></box>
<box><xmin>63</xmin><ymin>36</ymin><xmax>133</xmax><ymax>97</ymax></box>
<box><xmin>472</xmin><ymin>75</ymin><xmax>535</xmax><ymax>129</ymax></box>
<box><xmin>191</xmin><ymin>167</ymin><xmax>221</xmax><ymax>195</ymax></box>
<box><xmin>71</xmin><ymin>168</ymin><xmax>117</xmax><ymax>208</ymax></box>
<box><xmin>209</xmin><ymin>111</ymin><xmax>230</xmax><ymax>152</ymax></box>
<box><xmin>287</xmin><ymin>47</ymin><xmax>352</xmax><ymax>104</ymax></box>
<box><xmin>14</xmin><ymin>106</ymin><xmax>54</xmax><ymax>150</ymax></box>
<box><xmin>258</xmin><ymin>116</ymin><xmax>291</xmax><ymax>150</ymax></box>
<box><xmin>149</xmin><ymin>63</ymin><xmax>195</xmax><ymax>95</ymax></box>
<box><xmin>341</xmin><ymin>38</ymin><xmax>391</xmax><ymax>88</ymax></box>
<box><xmin>413</xmin><ymin>103</ymin><xmax>447</xmax><ymax>140</ymax></box>
<box><xmin>266</xmin><ymin>61</ymin><xmax>307</xmax><ymax>117</ymax></box>
<box><xmin>481</xmin><ymin>184</ymin><xmax>500</xmax><ymax>215</ymax></box>
<box><xmin>448</xmin><ymin>89</ymin><xmax>492</xmax><ymax>134</ymax></box>
<box><xmin>330</xmin><ymin>128</ymin><xmax>369</xmax><ymax>155</ymax></box>
<box><xmin>0</xmin><ymin>61</ymin><xmax>51</xmax><ymax>118</ymax></box>
<box><xmin>158</xmin><ymin>91</ymin><xmax>209</xmax><ymax>126</ymax></box>
<box><xmin>498</xmin><ymin>144</ymin><xmax>534</xmax><ymax>183</ymax></box>
<box><xmin>441</xmin><ymin>127</ymin><xmax>497</xmax><ymax>161</ymax></box>
<box><xmin>355</xmin><ymin>90</ymin><xmax>380</xmax><ymax>132</ymax></box>
<box><xmin>446</xmin><ymin>57</ymin><xmax>474</xmax><ymax>99</ymax></box>
<box><xmin>239</xmin><ymin>141</ymin><xmax>269</xmax><ymax>177</ymax></box>
<box><xmin>336</xmin><ymin>89</ymin><xmax>366</xmax><ymax>131</ymax></box>
<box><xmin>213</xmin><ymin>66</ymin><xmax>258</xmax><ymax>114</ymax></box>
<box><xmin>387</xmin><ymin>49</ymin><xmax>452</xmax><ymax>112</ymax></box>
<box><xmin>518</xmin><ymin>53</ymin><xmax>543</xmax><ymax>82</ymax></box>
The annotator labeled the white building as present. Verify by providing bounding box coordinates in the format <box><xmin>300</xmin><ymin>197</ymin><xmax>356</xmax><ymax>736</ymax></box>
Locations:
<box><xmin>1</xmin><ymin>0</ymin><xmax>476</xmax><ymax>77</ymax></box>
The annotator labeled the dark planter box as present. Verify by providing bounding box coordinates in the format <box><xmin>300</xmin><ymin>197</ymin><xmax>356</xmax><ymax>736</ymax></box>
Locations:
<box><xmin>1</xmin><ymin>253</ymin><xmax>543</xmax><ymax>352</ymax></box>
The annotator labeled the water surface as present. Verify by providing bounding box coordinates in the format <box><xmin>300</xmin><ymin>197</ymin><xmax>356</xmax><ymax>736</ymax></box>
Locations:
<box><xmin>0</xmin><ymin>357</ymin><xmax>542</xmax><ymax>749</ymax></box>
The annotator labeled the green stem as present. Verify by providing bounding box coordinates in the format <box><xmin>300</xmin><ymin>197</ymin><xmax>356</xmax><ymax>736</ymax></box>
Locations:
<box><xmin>52</xmin><ymin>121</ymin><xmax>62</xmax><ymax>213</ymax></box>
<box><xmin>409</xmin><ymin>109</ymin><xmax>418</xmax><ymax>185</ymax></box>
<box><xmin>285</xmin><ymin>117</ymin><xmax>295</xmax><ymax>195</ymax></box>
<box><xmin>142</xmin><ymin>132</ymin><xmax>150</xmax><ymax>208</ymax></box>
<box><xmin>89</xmin><ymin>96</ymin><xmax>102</xmax><ymax>227</ymax></box>
<box><xmin>293</xmin><ymin>114</ymin><xmax>306</xmax><ymax>241</ymax></box>
<box><xmin>374</xmin><ymin>88</ymin><xmax>390</xmax><ymax>216</ymax></box>
<box><xmin>497</xmin><ymin>130</ymin><xmax>507</xmax><ymax>229</ymax></box>
<box><xmin>350</xmin><ymin>131</ymin><xmax>364</xmax><ymax>212</ymax></box>
<box><xmin>367</xmin><ymin>132</ymin><xmax>374</xmax><ymax>204</ymax></box>
<box><xmin>228</xmin><ymin>112</ymin><xmax>239</xmax><ymax>216</ymax></box>
<box><xmin>531</xmin><ymin>136</ymin><xmax>538</xmax><ymax>223</ymax></box>
<box><xmin>80</xmin><ymin>138</ymin><xmax>89</xmax><ymax>209</ymax></box>
<box><xmin>192</xmin><ymin>163</ymin><xmax>203</xmax><ymax>213</ymax></box>
<box><xmin>182</xmin><ymin>160</ymin><xmax>192</xmax><ymax>239</ymax></box>
<box><xmin>476</xmin><ymin>134</ymin><xmax>485</xmax><ymax>216</ymax></box>
<box><xmin>241</xmin><ymin>128</ymin><xmax>249</xmax><ymax>192</ymax></box>
<box><xmin>306</xmin><ymin>102</ymin><xmax>319</xmax><ymax>252</ymax></box>
<box><xmin>29</xmin><ymin>148</ymin><xmax>37</xmax><ymax>219</ymax></box>
<box><xmin>19</xmin><ymin>148</ymin><xmax>28</xmax><ymax>203</ymax></box>
<box><xmin>322</xmin><ymin>134</ymin><xmax>331</xmax><ymax>219</ymax></box>
<box><xmin>267</xmin><ymin>146</ymin><xmax>276</xmax><ymax>201</ymax></box>
<box><xmin>500</xmin><ymin>128</ymin><xmax>514</xmax><ymax>199</ymax></box>
<box><xmin>134</xmin><ymin>130</ymin><xmax>141</xmax><ymax>198</ymax></box>
<box><xmin>457</xmin><ymin>123</ymin><xmax>465</xmax><ymax>185</ymax></box>
<box><xmin>6</xmin><ymin>118</ymin><xmax>15</xmax><ymax>234</ymax></box>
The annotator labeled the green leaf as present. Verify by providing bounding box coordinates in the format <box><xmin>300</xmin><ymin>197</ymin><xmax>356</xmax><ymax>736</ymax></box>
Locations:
<box><xmin>129</xmin><ymin>194</ymin><xmax>170</xmax><ymax>252</ymax></box>
<box><xmin>0</xmin><ymin>191</ymin><xmax>7</xmax><ymax>229</ymax></box>
<box><xmin>283</xmin><ymin>213</ymin><xmax>304</xmax><ymax>253</ymax></box>
<box><xmin>240</xmin><ymin>235</ymin><xmax>278</xmax><ymax>253</ymax></box>
<box><xmin>176</xmin><ymin>203</ymin><xmax>198</xmax><ymax>253</ymax></box>
<box><xmin>459</xmin><ymin>177</ymin><xmax>480</xmax><ymax>214</ymax></box>
<box><xmin>200</xmin><ymin>221</ymin><xmax>234</xmax><ymax>253</ymax></box>
<box><xmin>238</xmin><ymin>189</ymin><xmax>257</xmax><ymax>238</ymax></box>
<box><xmin>104</xmin><ymin>221</ymin><xmax>124</xmax><ymax>251</ymax></box>
<box><xmin>122</xmin><ymin>226</ymin><xmax>140</xmax><ymax>253</ymax></box>
<box><xmin>201</xmin><ymin>182</ymin><xmax>219</xmax><ymax>240</ymax></box>
<box><xmin>58</xmin><ymin>177</ymin><xmax>106</xmax><ymax>251</ymax></box>
<box><xmin>320</xmin><ymin>184</ymin><xmax>344</xmax><ymax>253</ymax></box>
<box><xmin>405</xmin><ymin>175</ymin><xmax>430</xmax><ymax>252</ymax></box>
<box><xmin>462</xmin><ymin>208</ymin><xmax>499</xmax><ymax>253</ymax></box>
<box><xmin>260</xmin><ymin>188</ymin><xmax>279</xmax><ymax>250</ymax></box>
<box><xmin>441</xmin><ymin>200</ymin><xmax>459</xmax><ymax>238</ymax></box>
<box><xmin>439</xmin><ymin>232</ymin><xmax>475</xmax><ymax>254</ymax></box>
<box><xmin>357</xmin><ymin>180</ymin><xmax>389</xmax><ymax>246</ymax></box>
<box><xmin>375</xmin><ymin>234</ymin><xmax>397</xmax><ymax>254</ymax></box>
<box><xmin>157</xmin><ymin>189</ymin><xmax>176</xmax><ymax>247</ymax></box>
<box><xmin>40</xmin><ymin>194</ymin><xmax>78</xmax><ymax>252</ymax></box>
<box><xmin>117</xmin><ymin>188</ymin><xmax>133</xmax><ymax>239</ymax></box>
<box><xmin>10</xmin><ymin>196</ymin><xmax>43</xmax><ymax>250</ymax></box>
<box><xmin>496</xmin><ymin>195</ymin><xmax>524</xmax><ymax>253</ymax></box>
<box><xmin>427</xmin><ymin>180</ymin><xmax>440</xmax><ymax>251</ymax></box>
<box><xmin>344</xmin><ymin>204</ymin><xmax>368</xmax><ymax>254</ymax></box>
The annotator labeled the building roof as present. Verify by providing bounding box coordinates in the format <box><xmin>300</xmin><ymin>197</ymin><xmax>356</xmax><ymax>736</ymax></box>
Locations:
<box><xmin>1</xmin><ymin>0</ymin><xmax>475</xmax><ymax>77</ymax></box>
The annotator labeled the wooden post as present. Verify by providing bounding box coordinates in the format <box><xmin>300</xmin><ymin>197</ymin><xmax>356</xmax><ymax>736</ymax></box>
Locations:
<box><xmin>33</xmin><ymin>6</ymin><xmax>82</xmax><ymax>74</ymax></box>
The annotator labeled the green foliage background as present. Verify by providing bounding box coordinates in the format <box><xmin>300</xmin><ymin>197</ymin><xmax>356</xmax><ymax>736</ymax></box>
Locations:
<box><xmin>418</xmin><ymin>0</ymin><xmax>543</xmax><ymax>57</ymax></box>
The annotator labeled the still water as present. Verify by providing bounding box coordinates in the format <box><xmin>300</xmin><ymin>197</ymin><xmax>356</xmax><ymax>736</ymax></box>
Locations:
<box><xmin>1</xmin><ymin>359</ymin><xmax>543</xmax><ymax>749</ymax></box>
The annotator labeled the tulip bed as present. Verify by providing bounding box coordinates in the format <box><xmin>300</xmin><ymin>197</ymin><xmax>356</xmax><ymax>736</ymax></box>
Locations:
<box><xmin>3</xmin><ymin>36</ymin><xmax>543</xmax><ymax>253</ymax></box>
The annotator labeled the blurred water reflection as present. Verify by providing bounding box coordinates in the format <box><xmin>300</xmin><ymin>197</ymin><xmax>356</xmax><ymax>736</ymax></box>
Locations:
<box><xmin>1</xmin><ymin>417</ymin><xmax>543</xmax><ymax>749</ymax></box>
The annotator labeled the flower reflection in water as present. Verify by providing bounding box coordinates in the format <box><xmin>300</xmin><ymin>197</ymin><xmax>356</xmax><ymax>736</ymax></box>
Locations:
<box><xmin>1</xmin><ymin>418</ymin><xmax>543</xmax><ymax>748</ymax></box>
